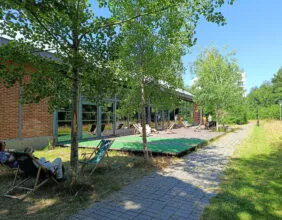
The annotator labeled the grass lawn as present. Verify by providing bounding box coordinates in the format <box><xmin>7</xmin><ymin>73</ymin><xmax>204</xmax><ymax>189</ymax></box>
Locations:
<box><xmin>0</xmin><ymin>147</ymin><xmax>177</xmax><ymax>220</ymax></box>
<box><xmin>202</xmin><ymin>120</ymin><xmax>282</xmax><ymax>219</ymax></box>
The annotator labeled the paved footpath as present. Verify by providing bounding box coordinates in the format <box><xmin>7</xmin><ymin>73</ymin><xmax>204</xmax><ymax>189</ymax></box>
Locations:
<box><xmin>70</xmin><ymin>124</ymin><xmax>254</xmax><ymax>220</ymax></box>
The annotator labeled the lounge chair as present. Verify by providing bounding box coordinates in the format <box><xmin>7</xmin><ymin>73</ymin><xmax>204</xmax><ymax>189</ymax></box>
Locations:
<box><xmin>133</xmin><ymin>123</ymin><xmax>142</xmax><ymax>134</ymax></box>
<box><xmin>4</xmin><ymin>152</ymin><xmax>59</xmax><ymax>199</ymax></box>
<box><xmin>182</xmin><ymin>121</ymin><xmax>192</xmax><ymax>128</ymax></box>
<box><xmin>88</xmin><ymin>124</ymin><xmax>96</xmax><ymax>134</ymax></box>
<box><xmin>117</xmin><ymin>123</ymin><xmax>124</xmax><ymax>130</ymax></box>
<box><xmin>133</xmin><ymin>124</ymin><xmax>152</xmax><ymax>136</ymax></box>
<box><xmin>88</xmin><ymin>124</ymin><xmax>106</xmax><ymax>135</ymax></box>
<box><xmin>0</xmin><ymin>162</ymin><xmax>18</xmax><ymax>186</ymax></box>
<box><xmin>79</xmin><ymin>139</ymin><xmax>114</xmax><ymax>174</ymax></box>
<box><xmin>166</xmin><ymin>122</ymin><xmax>176</xmax><ymax>134</ymax></box>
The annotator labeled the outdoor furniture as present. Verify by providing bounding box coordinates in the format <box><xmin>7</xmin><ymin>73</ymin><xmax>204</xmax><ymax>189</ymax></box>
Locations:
<box><xmin>151</xmin><ymin>128</ymin><xmax>159</xmax><ymax>134</ymax></box>
<box><xmin>0</xmin><ymin>161</ymin><xmax>19</xmax><ymax>186</ymax></box>
<box><xmin>79</xmin><ymin>139</ymin><xmax>114</xmax><ymax>174</ymax></box>
<box><xmin>133</xmin><ymin>123</ymin><xmax>142</xmax><ymax>134</ymax></box>
<box><xmin>166</xmin><ymin>122</ymin><xmax>176</xmax><ymax>134</ymax></box>
<box><xmin>88</xmin><ymin>124</ymin><xmax>106</xmax><ymax>135</ymax></box>
<box><xmin>133</xmin><ymin>124</ymin><xmax>151</xmax><ymax>136</ymax></box>
<box><xmin>182</xmin><ymin>121</ymin><xmax>192</xmax><ymax>128</ymax></box>
<box><xmin>117</xmin><ymin>123</ymin><xmax>124</xmax><ymax>130</ymax></box>
<box><xmin>208</xmin><ymin>121</ymin><xmax>216</xmax><ymax>129</ymax></box>
<box><xmin>4</xmin><ymin>152</ymin><xmax>59</xmax><ymax>200</ymax></box>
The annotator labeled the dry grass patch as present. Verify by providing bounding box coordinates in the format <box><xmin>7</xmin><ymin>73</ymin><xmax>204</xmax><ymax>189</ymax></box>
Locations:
<box><xmin>0</xmin><ymin>147</ymin><xmax>176</xmax><ymax>220</ymax></box>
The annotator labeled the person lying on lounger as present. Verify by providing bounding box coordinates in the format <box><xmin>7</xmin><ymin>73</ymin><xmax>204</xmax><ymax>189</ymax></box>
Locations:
<box><xmin>24</xmin><ymin>147</ymin><xmax>66</xmax><ymax>182</ymax></box>
<box><xmin>0</xmin><ymin>141</ymin><xmax>18</xmax><ymax>168</ymax></box>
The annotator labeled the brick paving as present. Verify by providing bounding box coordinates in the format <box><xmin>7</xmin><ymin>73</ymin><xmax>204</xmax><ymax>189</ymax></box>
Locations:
<box><xmin>70</xmin><ymin>124</ymin><xmax>254</xmax><ymax>220</ymax></box>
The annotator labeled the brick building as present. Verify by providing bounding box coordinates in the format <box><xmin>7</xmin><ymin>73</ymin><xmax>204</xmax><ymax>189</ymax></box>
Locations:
<box><xmin>0</xmin><ymin>37</ymin><xmax>201</xmax><ymax>150</ymax></box>
<box><xmin>0</xmin><ymin>82</ymin><xmax>53</xmax><ymax>149</ymax></box>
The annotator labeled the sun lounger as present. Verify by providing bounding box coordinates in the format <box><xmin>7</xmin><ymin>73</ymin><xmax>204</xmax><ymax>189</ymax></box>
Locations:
<box><xmin>79</xmin><ymin>139</ymin><xmax>114</xmax><ymax>174</ymax></box>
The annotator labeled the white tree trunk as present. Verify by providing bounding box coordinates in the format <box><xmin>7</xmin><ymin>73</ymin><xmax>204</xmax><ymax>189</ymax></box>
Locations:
<box><xmin>216</xmin><ymin>104</ymin><xmax>219</xmax><ymax>131</ymax></box>
<box><xmin>140</xmin><ymin>81</ymin><xmax>149</xmax><ymax>160</ymax></box>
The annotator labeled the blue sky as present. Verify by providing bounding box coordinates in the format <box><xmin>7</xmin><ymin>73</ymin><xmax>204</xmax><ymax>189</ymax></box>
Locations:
<box><xmin>92</xmin><ymin>0</ymin><xmax>282</xmax><ymax>94</ymax></box>
<box><xmin>183</xmin><ymin>0</ymin><xmax>282</xmax><ymax>93</ymax></box>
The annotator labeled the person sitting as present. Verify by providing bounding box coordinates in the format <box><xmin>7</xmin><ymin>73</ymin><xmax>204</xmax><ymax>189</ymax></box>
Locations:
<box><xmin>203</xmin><ymin>115</ymin><xmax>207</xmax><ymax>129</ymax></box>
<box><xmin>24</xmin><ymin>147</ymin><xmax>66</xmax><ymax>182</ymax></box>
<box><xmin>0</xmin><ymin>141</ymin><xmax>18</xmax><ymax>168</ymax></box>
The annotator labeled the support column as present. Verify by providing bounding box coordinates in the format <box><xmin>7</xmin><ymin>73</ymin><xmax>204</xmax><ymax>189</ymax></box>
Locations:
<box><xmin>138</xmin><ymin>112</ymin><xmax>141</xmax><ymax>123</ymax></box>
<box><xmin>78</xmin><ymin>95</ymin><xmax>83</xmax><ymax>140</ymax></box>
<box><xmin>97</xmin><ymin>105</ymin><xmax>102</xmax><ymax>138</ymax></box>
<box><xmin>18</xmin><ymin>87</ymin><xmax>22</xmax><ymax>139</ymax></box>
<box><xmin>52</xmin><ymin>111</ymin><xmax>58</xmax><ymax>143</ymax></box>
<box><xmin>113</xmin><ymin>95</ymin><xmax>117</xmax><ymax>136</ymax></box>
<box><xmin>147</xmin><ymin>99</ymin><xmax>151</xmax><ymax>124</ymax></box>
<box><xmin>127</xmin><ymin>114</ymin><xmax>130</xmax><ymax>127</ymax></box>
<box><xmin>167</xmin><ymin>110</ymin><xmax>170</xmax><ymax>127</ymax></box>
<box><xmin>161</xmin><ymin>110</ymin><xmax>164</xmax><ymax>130</ymax></box>
<box><xmin>154</xmin><ymin>111</ymin><xmax>158</xmax><ymax>130</ymax></box>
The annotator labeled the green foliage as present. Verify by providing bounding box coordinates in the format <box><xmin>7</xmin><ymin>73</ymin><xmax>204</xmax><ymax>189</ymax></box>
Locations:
<box><xmin>0</xmin><ymin>0</ymin><xmax>119</xmax><ymax>175</ymax></box>
<box><xmin>247</xmin><ymin>67</ymin><xmax>282</xmax><ymax>120</ymax></box>
<box><xmin>0</xmin><ymin>0</ymin><xmax>235</xmax><ymax>165</ymax></box>
<box><xmin>221</xmin><ymin>97</ymin><xmax>248</xmax><ymax>125</ymax></box>
<box><xmin>191</xmin><ymin>46</ymin><xmax>245</xmax><ymax>126</ymax></box>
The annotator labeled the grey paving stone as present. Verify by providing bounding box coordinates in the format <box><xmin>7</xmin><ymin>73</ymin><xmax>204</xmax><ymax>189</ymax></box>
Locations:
<box><xmin>69</xmin><ymin>124</ymin><xmax>253</xmax><ymax>220</ymax></box>
<box><xmin>133</xmin><ymin>214</ymin><xmax>152</xmax><ymax>220</ymax></box>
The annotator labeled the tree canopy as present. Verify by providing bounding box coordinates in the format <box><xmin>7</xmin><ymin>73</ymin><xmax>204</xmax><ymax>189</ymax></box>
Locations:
<box><xmin>191</xmin><ymin>46</ymin><xmax>244</xmax><ymax>130</ymax></box>
<box><xmin>0</xmin><ymin>0</ymin><xmax>235</xmax><ymax>176</ymax></box>
<box><xmin>247</xmin><ymin>67</ymin><xmax>282</xmax><ymax>120</ymax></box>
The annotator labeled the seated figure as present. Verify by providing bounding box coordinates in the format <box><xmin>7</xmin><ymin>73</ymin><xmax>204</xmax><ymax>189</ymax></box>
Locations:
<box><xmin>24</xmin><ymin>147</ymin><xmax>66</xmax><ymax>182</ymax></box>
<box><xmin>0</xmin><ymin>141</ymin><xmax>18</xmax><ymax>168</ymax></box>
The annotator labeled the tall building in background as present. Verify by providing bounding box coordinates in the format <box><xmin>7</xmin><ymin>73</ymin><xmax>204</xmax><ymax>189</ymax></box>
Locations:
<box><xmin>240</xmin><ymin>72</ymin><xmax>247</xmax><ymax>97</ymax></box>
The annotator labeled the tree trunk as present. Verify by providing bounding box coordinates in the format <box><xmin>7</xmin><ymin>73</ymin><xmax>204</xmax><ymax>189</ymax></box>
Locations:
<box><xmin>70</xmin><ymin>26</ymin><xmax>80</xmax><ymax>183</ymax></box>
<box><xmin>222</xmin><ymin>111</ymin><xmax>225</xmax><ymax>131</ymax></box>
<box><xmin>140</xmin><ymin>81</ymin><xmax>149</xmax><ymax>160</ymax></box>
<box><xmin>216</xmin><ymin>104</ymin><xmax>219</xmax><ymax>131</ymax></box>
<box><xmin>257</xmin><ymin>107</ymin><xmax>260</xmax><ymax>127</ymax></box>
<box><xmin>70</xmin><ymin>66</ymin><xmax>79</xmax><ymax>183</ymax></box>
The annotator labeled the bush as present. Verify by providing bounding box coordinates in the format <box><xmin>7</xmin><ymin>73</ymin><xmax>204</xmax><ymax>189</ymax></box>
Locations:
<box><xmin>247</xmin><ymin>105</ymin><xmax>280</xmax><ymax>120</ymax></box>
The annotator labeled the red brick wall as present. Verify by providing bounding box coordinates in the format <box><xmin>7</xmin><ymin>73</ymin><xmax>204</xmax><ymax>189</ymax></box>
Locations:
<box><xmin>0</xmin><ymin>82</ymin><xmax>20</xmax><ymax>139</ymax></box>
<box><xmin>193</xmin><ymin>103</ymin><xmax>201</xmax><ymax>125</ymax></box>
<box><xmin>0</xmin><ymin>82</ymin><xmax>52</xmax><ymax>140</ymax></box>
<box><xmin>22</xmin><ymin>98</ymin><xmax>52</xmax><ymax>138</ymax></box>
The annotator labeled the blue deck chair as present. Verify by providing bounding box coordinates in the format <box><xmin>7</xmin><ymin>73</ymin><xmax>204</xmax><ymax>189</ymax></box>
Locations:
<box><xmin>79</xmin><ymin>139</ymin><xmax>114</xmax><ymax>174</ymax></box>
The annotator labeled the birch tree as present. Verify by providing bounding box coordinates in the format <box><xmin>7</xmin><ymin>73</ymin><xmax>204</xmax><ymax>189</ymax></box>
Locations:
<box><xmin>0</xmin><ymin>0</ymin><xmax>235</xmax><ymax>170</ymax></box>
<box><xmin>191</xmin><ymin>46</ymin><xmax>243</xmax><ymax>131</ymax></box>
<box><xmin>0</xmin><ymin>0</ymin><xmax>118</xmax><ymax>181</ymax></box>
<box><xmin>110</xmin><ymin>0</ymin><xmax>235</xmax><ymax>159</ymax></box>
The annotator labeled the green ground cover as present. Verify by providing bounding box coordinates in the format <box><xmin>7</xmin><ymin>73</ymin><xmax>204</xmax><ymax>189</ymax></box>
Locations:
<box><xmin>202</xmin><ymin>120</ymin><xmax>282</xmax><ymax>219</ymax></box>
<box><xmin>58</xmin><ymin>133</ymin><xmax>95</xmax><ymax>142</ymax></box>
<box><xmin>78</xmin><ymin>137</ymin><xmax>206</xmax><ymax>155</ymax></box>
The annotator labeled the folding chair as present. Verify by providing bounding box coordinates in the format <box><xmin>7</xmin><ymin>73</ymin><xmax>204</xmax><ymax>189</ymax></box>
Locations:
<box><xmin>88</xmin><ymin>124</ymin><xmax>105</xmax><ymax>135</ymax></box>
<box><xmin>133</xmin><ymin>124</ymin><xmax>142</xmax><ymax>134</ymax></box>
<box><xmin>182</xmin><ymin>121</ymin><xmax>192</xmax><ymax>128</ymax></box>
<box><xmin>4</xmin><ymin>152</ymin><xmax>59</xmax><ymax>199</ymax></box>
<box><xmin>166</xmin><ymin>122</ymin><xmax>176</xmax><ymax>133</ymax></box>
<box><xmin>79</xmin><ymin>139</ymin><xmax>114</xmax><ymax>175</ymax></box>
<box><xmin>117</xmin><ymin>123</ymin><xmax>124</xmax><ymax>130</ymax></box>
<box><xmin>89</xmin><ymin>124</ymin><xmax>96</xmax><ymax>134</ymax></box>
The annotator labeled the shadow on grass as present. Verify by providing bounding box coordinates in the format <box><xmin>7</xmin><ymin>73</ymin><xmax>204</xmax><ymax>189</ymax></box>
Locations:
<box><xmin>0</xmin><ymin>153</ymin><xmax>169</xmax><ymax>220</ymax></box>
<box><xmin>202</xmin><ymin>144</ymin><xmax>282</xmax><ymax>220</ymax></box>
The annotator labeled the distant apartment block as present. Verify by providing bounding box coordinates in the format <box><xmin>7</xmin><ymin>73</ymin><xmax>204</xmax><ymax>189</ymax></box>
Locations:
<box><xmin>240</xmin><ymin>72</ymin><xmax>247</xmax><ymax>97</ymax></box>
